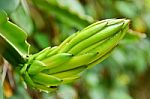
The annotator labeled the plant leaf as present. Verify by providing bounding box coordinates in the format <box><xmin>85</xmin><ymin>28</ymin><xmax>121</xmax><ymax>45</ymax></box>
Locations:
<box><xmin>32</xmin><ymin>0</ymin><xmax>93</xmax><ymax>29</ymax></box>
<box><xmin>0</xmin><ymin>0</ymin><xmax>20</xmax><ymax>14</ymax></box>
<box><xmin>0</xmin><ymin>10</ymin><xmax>30</xmax><ymax>65</ymax></box>
<box><xmin>10</xmin><ymin>0</ymin><xmax>34</xmax><ymax>35</ymax></box>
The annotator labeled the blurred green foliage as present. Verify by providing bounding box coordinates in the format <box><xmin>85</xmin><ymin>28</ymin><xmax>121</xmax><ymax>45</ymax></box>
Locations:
<box><xmin>0</xmin><ymin>0</ymin><xmax>150</xmax><ymax>99</ymax></box>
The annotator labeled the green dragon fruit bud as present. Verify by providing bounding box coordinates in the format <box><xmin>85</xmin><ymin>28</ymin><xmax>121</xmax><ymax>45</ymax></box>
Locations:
<box><xmin>21</xmin><ymin>19</ymin><xmax>129</xmax><ymax>92</ymax></box>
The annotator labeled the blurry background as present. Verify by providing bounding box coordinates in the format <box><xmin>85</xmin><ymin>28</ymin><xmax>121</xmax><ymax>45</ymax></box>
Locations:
<box><xmin>0</xmin><ymin>0</ymin><xmax>150</xmax><ymax>99</ymax></box>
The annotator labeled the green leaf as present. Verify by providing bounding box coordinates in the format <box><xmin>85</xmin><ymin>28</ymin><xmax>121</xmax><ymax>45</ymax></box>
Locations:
<box><xmin>10</xmin><ymin>0</ymin><xmax>34</xmax><ymax>35</ymax></box>
<box><xmin>56</xmin><ymin>0</ymin><xmax>89</xmax><ymax>18</ymax></box>
<box><xmin>0</xmin><ymin>0</ymin><xmax>20</xmax><ymax>13</ymax></box>
<box><xmin>34</xmin><ymin>32</ymin><xmax>50</xmax><ymax>49</ymax></box>
<box><xmin>115</xmin><ymin>1</ymin><xmax>137</xmax><ymax>18</ymax></box>
<box><xmin>0</xmin><ymin>10</ymin><xmax>30</xmax><ymax>65</ymax></box>
<box><xmin>32</xmin><ymin>0</ymin><xmax>93</xmax><ymax>29</ymax></box>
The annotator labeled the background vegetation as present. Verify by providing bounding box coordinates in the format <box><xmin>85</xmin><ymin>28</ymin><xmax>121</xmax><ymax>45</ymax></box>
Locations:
<box><xmin>0</xmin><ymin>0</ymin><xmax>150</xmax><ymax>99</ymax></box>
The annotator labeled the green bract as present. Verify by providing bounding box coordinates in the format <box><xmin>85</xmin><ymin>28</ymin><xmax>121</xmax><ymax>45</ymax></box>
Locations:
<box><xmin>21</xmin><ymin>19</ymin><xmax>129</xmax><ymax>92</ymax></box>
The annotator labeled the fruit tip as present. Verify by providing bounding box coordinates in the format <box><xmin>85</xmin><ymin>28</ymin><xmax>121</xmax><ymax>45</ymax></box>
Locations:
<box><xmin>122</xmin><ymin>19</ymin><xmax>130</xmax><ymax>29</ymax></box>
<box><xmin>124</xmin><ymin>19</ymin><xmax>130</xmax><ymax>23</ymax></box>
